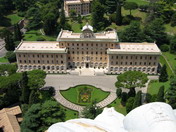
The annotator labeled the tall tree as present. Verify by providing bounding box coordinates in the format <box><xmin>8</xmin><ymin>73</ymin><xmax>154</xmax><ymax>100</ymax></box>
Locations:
<box><xmin>0</xmin><ymin>28</ymin><xmax>15</xmax><ymax>51</ymax></box>
<box><xmin>20</xmin><ymin>72</ymin><xmax>30</xmax><ymax>104</ymax></box>
<box><xmin>60</xmin><ymin>6</ymin><xmax>66</xmax><ymax>27</ymax></box>
<box><xmin>43</xmin><ymin>13</ymin><xmax>57</xmax><ymax>35</ymax></box>
<box><xmin>120</xmin><ymin>21</ymin><xmax>145</xmax><ymax>42</ymax></box>
<box><xmin>143</xmin><ymin>18</ymin><xmax>168</xmax><ymax>46</ymax></box>
<box><xmin>82</xmin><ymin>101</ymin><xmax>102</xmax><ymax>119</ymax></box>
<box><xmin>126</xmin><ymin>97</ymin><xmax>135</xmax><ymax>113</ymax></box>
<box><xmin>132</xmin><ymin>91</ymin><xmax>142</xmax><ymax>109</ymax></box>
<box><xmin>170</xmin><ymin>35</ymin><xmax>176</xmax><ymax>54</ymax></box>
<box><xmin>156</xmin><ymin>85</ymin><xmax>165</xmax><ymax>102</ymax></box>
<box><xmin>91</xmin><ymin>1</ymin><xmax>105</xmax><ymax>31</ymax></box>
<box><xmin>171</xmin><ymin>12</ymin><xmax>176</xmax><ymax>27</ymax></box>
<box><xmin>159</xmin><ymin>64</ymin><xmax>168</xmax><ymax>82</ymax></box>
<box><xmin>21</xmin><ymin>100</ymin><xmax>65</xmax><ymax>132</ymax></box>
<box><xmin>116</xmin><ymin>3</ymin><xmax>122</xmax><ymax>25</ymax></box>
<box><xmin>14</xmin><ymin>24</ymin><xmax>22</xmax><ymax>41</ymax></box>
<box><xmin>124</xmin><ymin>2</ymin><xmax>138</xmax><ymax>16</ymax></box>
<box><xmin>166</xmin><ymin>76</ymin><xmax>176</xmax><ymax>109</ymax></box>
<box><xmin>116</xmin><ymin>71</ymin><xmax>148</xmax><ymax>94</ymax></box>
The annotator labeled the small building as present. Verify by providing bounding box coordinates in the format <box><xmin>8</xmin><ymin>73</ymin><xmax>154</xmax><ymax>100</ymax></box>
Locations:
<box><xmin>15</xmin><ymin>23</ymin><xmax>161</xmax><ymax>75</ymax></box>
<box><xmin>64</xmin><ymin>0</ymin><xmax>92</xmax><ymax>16</ymax></box>
<box><xmin>0</xmin><ymin>106</ymin><xmax>22</xmax><ymax>132</ymax></box>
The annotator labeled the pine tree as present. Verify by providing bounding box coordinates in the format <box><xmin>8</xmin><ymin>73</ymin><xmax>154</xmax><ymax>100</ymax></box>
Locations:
<box><xmin>166</xmin><ymin>76</ymin><xmax>176</xmax><ymax>109</ymax></box>
<box><xmin>91</xmin><ymin>1</ymin><xmax>105</xmax><ymax>31</ymax></box>
<box><xmin>14</xmin><ymin>24</ymin><xmax>22</xmax><ymax>41</ymax></box>
<box><xmin>29</xmin><ymin>90</ymin><xmax>40</xmax><ymax>104</ymax></box>
<box><xmin>116</xmin><ymin>3</ymin><xmax>122</xmax><ymax>25</ymax></box>
<box><xmin>60</xmin><ymin>6</ymin><xmax>66</xmax><ymax>28</ymax></box>
<box><xmin>132</xmin><ymin>91</ymin><xmax>142</xmax><ymax>109</ymax></box>
<box><xmin>0</xmin><ymin>28</ymin><xmax>15</xmax><ymax>51</ymax></box>
<box><xmin>128</xmin><ymin>87</ymin><xmax>136</xmax><ymax>97</ymax></box>
<box><xmin>77</xmin><ymin>14</ymin><xmax>82</xmax><ymax>24</ymax></box>
<box><xmin>156</xmin><ymin>85</ymin><xmax>165</xmax><ymax>102</ymax></box>
<box><xmin>21</xmin><ymin>72</ymin><xmax>30</xmax><ymax>104</ymax></box>
<box><xmin>5</xmin><ymin>33</ymin><xmax>15</xmax><ymax>51</ymax></box>
<box><xmin>120</xmin><ymin>21</ymin><xmax>145</xmax><ymax>42</ymax></box>
<box><xmin>170</xmin><ymin>35</ymin><xmax>176</xmax><ymax>54</ymax></box>
<box><xmin>106</xmin><ymin>0</ymin><xmax>116</xmax><ymax>13</ymax></box>
<box><xmin>126</xmin><ymin>97</ymin><xmax>135</xmax><ymax>113</ymax></box>
<box><xmin>159</xmin><ymin>64</ymin><xmax>168</xmax><ymax>82</ymax></box>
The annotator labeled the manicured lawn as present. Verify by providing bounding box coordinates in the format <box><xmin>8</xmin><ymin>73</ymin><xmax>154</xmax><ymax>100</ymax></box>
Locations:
<box><xmin>107</xmin><ymin>98</ymin><xmax>127</xmax><ymax>115</ymax></box>
<box><xmin>160</xmin><ymin>55</ymin><xmax>173</xmax><ymax>76</ymax></box>
<box><xmin>6</xmin><ymin>14</ymin><xmax>23</xmax><ymax>25</ymax></box>
<box><xmin>147</xmin><ymin>80</ymin><xmax>170</xmax><ymax>95</ymax></box>
<box><xmin>165</xmin><ymin>23</ymin><xmax>176</xmax><ymax>35</ymax></box>
<box><xmin>60</xmin><ymin>85</ymin><xmax>110</xmax><ymax>106</ymax></box>
<box><xmin>122</xmin><ymin>8</ymin><xmax>147</xmax><ymax>23</ymax></box>
<box><xmin>127</xmin><ymin>0</ymin><xmax>149</xmax><ymax>5</ymax></box>
<box><xmin>163</xmin><ymin>52</ymin><xmax>176</xmax><ymax>72</ymax></box>
<box><xmin>68</xmin><ymin>15</ymin><xmax>91</xmax><ymax>33</ymax></box>
<box><xmin>24</xmin><ymin>30</ymin><xmax>56</xmax><ymax>41</ymax></box>
<box><xmin>0</xmin><ymin>57</ymin><xmax>8</xmax><ymax>63</ymax></box>
<box><xmin>60</xmin><ymin>105</ymin><xmax>78</xmax><ymax>121</ymax></box>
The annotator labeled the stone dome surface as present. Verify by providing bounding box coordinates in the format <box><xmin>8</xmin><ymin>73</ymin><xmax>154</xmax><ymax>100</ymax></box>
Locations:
<box><xmin>48</xmin><ymin>103</ymin><xmax>176</xmax><ymax>132</ymax></box>
<box><xmin>82</xmin><ymin>23</ymin><xmax>93</xmax><ymax>31</ymax></box>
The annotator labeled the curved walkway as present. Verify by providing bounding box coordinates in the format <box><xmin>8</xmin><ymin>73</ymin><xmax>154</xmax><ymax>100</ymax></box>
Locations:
<box><xmin>54</xmin><ymin>90</ymin><xmax>117</xmax><ymax>114</ymax></box>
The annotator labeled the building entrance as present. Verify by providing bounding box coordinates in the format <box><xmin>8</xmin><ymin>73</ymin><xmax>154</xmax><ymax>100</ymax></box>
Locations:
<box><xmin>86</xmin><ymin>63</ymin><xmax>89</xmax><ymax>68</ymax></box>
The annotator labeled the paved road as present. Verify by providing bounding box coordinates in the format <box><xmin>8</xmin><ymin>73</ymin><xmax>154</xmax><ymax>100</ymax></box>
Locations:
<box><xmin>45</xmin><ymin>75</ymin><xmax>117</xmax><ymax>92</ymax></box>
<box><xmin>0</xmin><ymin>39</ymin><xmax>7</xmax><ymax>57</ymax></box>
<box><xmin>45</xmin><ymin>74</ymin><xmax>158</xmax><ymax>113</ymax></box>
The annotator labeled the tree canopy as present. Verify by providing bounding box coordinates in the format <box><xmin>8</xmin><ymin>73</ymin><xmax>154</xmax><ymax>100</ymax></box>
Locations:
<box><xmin>115</xmin><ymin>71</ymin><xmax>148</xmax><ymax>89</ymax></box>
<box><xmin>21</xmin><ymin>100</ymin><xmax>65</xmax><ymax>132</ymax></box>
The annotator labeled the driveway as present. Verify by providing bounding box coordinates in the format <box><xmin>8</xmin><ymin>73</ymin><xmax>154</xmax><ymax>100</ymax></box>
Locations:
<box><xmin>0</xmin><ymin>39</ymin><xmax>7</xmax><ymax>57</ymax></box>
<box><xmin>45</xmin><ymin>75</ymin><xmax>117</xmax><ymax>92</ymax></box>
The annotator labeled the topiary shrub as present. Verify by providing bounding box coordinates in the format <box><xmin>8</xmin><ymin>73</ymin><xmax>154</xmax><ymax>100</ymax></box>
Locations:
<box><xmin>116</xmin><ymin>88</ymin><xmax>122</xmax><ymax>98</ymax></box>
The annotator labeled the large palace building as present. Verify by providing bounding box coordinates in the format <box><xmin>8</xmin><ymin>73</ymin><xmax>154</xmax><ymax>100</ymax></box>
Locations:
<box><xmin>15</xmin><ymin>24</ymin><xmax>161</xmax><ymax>75</ymax></box>
<box><xmin>64</xmin><ymin>0</ymin><xmax>92</xmax><ymax>16</ymax></box>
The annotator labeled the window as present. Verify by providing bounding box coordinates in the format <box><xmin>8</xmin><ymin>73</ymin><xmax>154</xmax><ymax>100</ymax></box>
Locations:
<box><xmin>140</xmin><ymin>56</ymin><xmax>142</xmax><ymax>59</ymax></box>
<box><xmin>24</xmin><ymin>55</ymin><xmax>25</xmax><ymax>57</ymax></box>
<box><xmin>38</xmin><ymin>55</ymin><xmax>39</xmax><ymax>58</ymax></box>
<box><xmin>19</xmin><ymin>54</ymin><xmax>21</xmax><ymax>57</ymax></box>
<box><xmin>47</xmin><ymin>55</ymin><xmax>49</xmax><ymax>58</ymax></box>
<box><xmin>42</xmin><ymin>55</ymin><xmax>44</xmax><ymax>58</ymax></box>
<box><xmin>121</xmin><ymin>56</ymin><xmax>123</xmax><ymax>59</ymax></box>
<box><xmin>33</xmin><ymin>55</ymin><xmax>35</xmax><ymax>57</ymax></box>
<box><xmin>51</xmin><ymin>55</ymin><xmax>53</xmax><ymax>58</ymax></box>
<box><xmin>130</xmin><ymin>62</ymin><xmax>132</xmax><ymax>65</ymax></box>
<box><xmin>61</xmin><ymin>61</ymin><xmax>63</xmax><ymax>64</ymax></box>
<box><xmin>116</xmin><ymin>56</ymin><xmax>118</xmax><ymax>59</ymax></box>
<box><xmin>38</xmin><ymin>60</ymin><xmax>40</xmax><ymax>63</ymax></box>
<box><xmin>19</xmin><ymin>60</ymin><xmax>22</xmax><ymax>63</ymax></box>
<box><xmin>47</xmin><ymin>60</ymin><xmax>49</xmax><ymax>63</ymax></box>
<box><xmin>29</xmin><ymin>60</ymin><xmax>31</xmax><ymax>63</ymax></box>
<box><xmin>126</xmin><ymin>56</ymin><xmax>128</xmax><ymax>59</ymax></box>
<box><xmin>111</xmin><ymin>56</ymin><xmax>113</xmax><ymax>59</ymax></box>
<box><xmin>61</xmin><ymin>55</ymin><xmax>63</xmax><ymax>58</ymax></box>
<box><xmin>24</xmin><ymin>60</ymin><xmax>26</xmax><ymax>63</ymax></box>
<box><xmin>150</xmin><ymin>57</ymin><xmax>152</xmax><ymax>60</ymax></box>
<box><xmin>33</xmin><ymin>60</ymin><xmax>35</xmax><ymax>63</ymax></box>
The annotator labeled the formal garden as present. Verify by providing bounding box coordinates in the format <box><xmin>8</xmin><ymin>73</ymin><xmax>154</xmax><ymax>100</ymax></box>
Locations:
<box><xmin>60</xmin><ymin>85</ymin><xmax>110</xmax><ymax>106</ymax></box>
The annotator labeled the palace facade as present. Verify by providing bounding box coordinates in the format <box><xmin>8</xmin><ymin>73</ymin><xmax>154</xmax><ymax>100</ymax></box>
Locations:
<box><xmin>15</xmin><ymin>24</ymin><xmax>161</xmax><ymax>74</ymax></box>
<box><xmin>64</xmin><ymin>0</ymin><xmax>92</xmax><ymax>16</ymax></box>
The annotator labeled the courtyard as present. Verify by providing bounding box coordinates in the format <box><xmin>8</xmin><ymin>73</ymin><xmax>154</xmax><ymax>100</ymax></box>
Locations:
<box><xmin>44</xmin><ymin>74</ymin><xmax>158</xmax><ymax>114</ymax></box>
